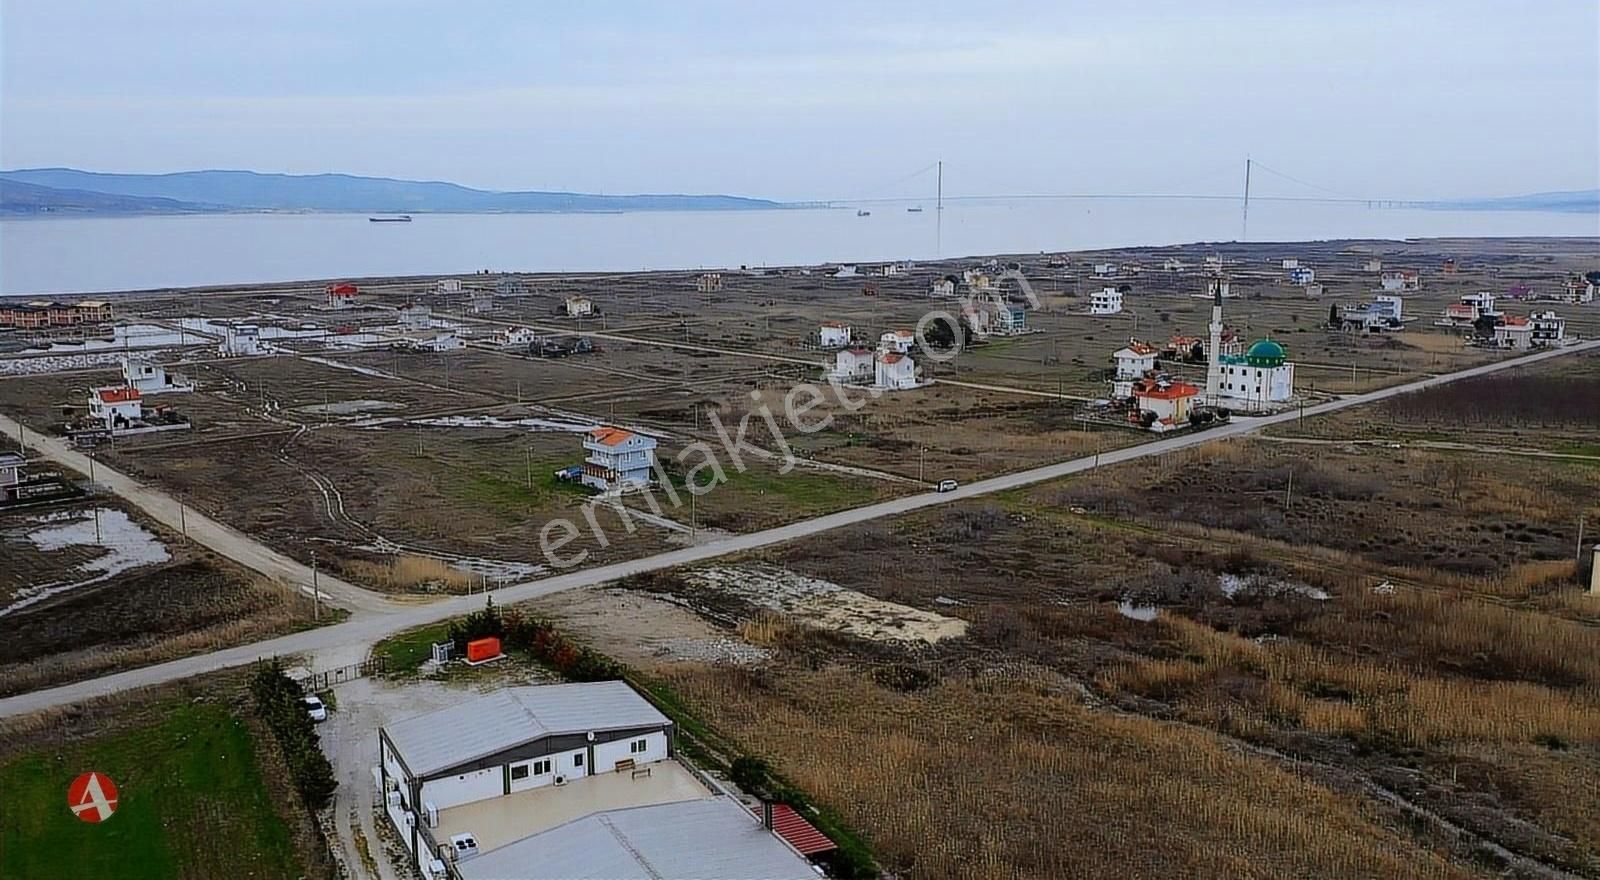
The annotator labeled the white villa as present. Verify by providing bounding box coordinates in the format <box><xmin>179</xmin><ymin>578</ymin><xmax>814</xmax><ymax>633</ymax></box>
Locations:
<box><xmin>878</xmin><ymin>329</ymin><xmax>915</xmax><ymax>354</ymax></box>
<box><xmin>1560</xmin><ymin>275</ymin><xmax>1596</xmax><ymax>304</ymax></box>
<box><xmin>564</xmin><ymin>296</ymin><xmax>594</xmax><ymax>318</ymax></box>
<box><xmin>218</xmin><ymin>323</ymin><xmax>262</xmax><ymax>357</ymax></box>
<box><xmin>1495</xmin><ymin>311</ymin><xmax>1566</xmax><ymax>351</ymax></box>
<box><xmin>819</xmin><ymin>321</ymin><xmax>852</xmax><ymax>349</ymax></box>
<box><xmin>581</xmin><ymin>427</ymin><xmax>656</xmax><ymax>492</ymax></box>
<box><xmin>120</xmin><ymin>355</ymin><xmax>190</xmax><ymax>394</ymax></box>
<box><xmin>1440</xmin><ymin>292</ymin><xmax>1502</xmax><ymax>328</ymax></box>
<box><xmin>437</xmin><ymin>278</ymin><xmax>463</xmax><ymax>295</ymax></box>
<box><xmin>89</xmin><ymin>386</ymin><xmax>142</xmax><ymax>431</ymax></box>
<box><xmin>1112</xmin><ymin>340</ymin><xmax>1159</xmax><ymax>398</ymax></box>
<box><xmin>875</xmin><ymin>352</ymin><xmax>919</xmax><ymax>390</ymax></box>
<box><xmin>928</xmin><ymin>277</ymin><xmax>956</xmax><ymax>298</ymax></box>
<box><xmin>696</xmin><ymin>273</ymin><xmax>724</xmax><ymax>293</ymax></box>
<box><xmin>1090</xmin><ymin>287</ymin><xmax>1123</xmax><ymax>315</ymax></box>
<box><xmin>502</xmin><ymin>326</ymin><xmax>538</xmax><ymax>347</ymax></box>
<box><xmin>1381</xmin><ymin>269</ymin><xmax>1420</xmax><ymax>292</ymax></box>
<box><xmin>1094</xmin><ymin>263</ymin><xmax>1118</xmax><ymax>278</ymax></box>
<box><xmin>400</xmin><ymin>303</ymin><xmax>433</xmax><ymax>331</ymax></box>
<box><xmin>400</xmin><ymin>331</ymin><xmax>465</xmax><ymax>352</ymax></box>
<box><xmin>831</xmin><ymin>347</ymin><xmax>875</xmax><ymax>384</ymax></box>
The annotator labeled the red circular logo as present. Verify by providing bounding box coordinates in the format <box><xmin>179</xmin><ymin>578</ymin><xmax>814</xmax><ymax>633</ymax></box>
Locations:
<box><xmin>67</xmin><ymin>772</ymin><xmax>118</xmax><ymax>823</ymax></box>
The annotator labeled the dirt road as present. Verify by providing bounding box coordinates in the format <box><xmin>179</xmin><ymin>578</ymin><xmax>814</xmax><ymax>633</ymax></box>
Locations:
<box><xmin>0</xmin><ymin>339</ymin><xmax>1594</xmax><ymax>719</ymax></box>
<box><xmin>0</xmin><ymin>412</ymin><xmax>402</xmax><ymax>616</ymax></box>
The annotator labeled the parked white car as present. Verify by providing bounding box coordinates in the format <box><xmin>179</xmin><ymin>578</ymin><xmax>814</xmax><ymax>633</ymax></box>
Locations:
<box><xmin>936</xmin><ymin>479</ymin><xmax>959</xmax><ymax>493</ymax></box>
<box><xmin>304</xmin><ymin>695</ymin><xmax>328</xmax><ymax>723</ymax></box>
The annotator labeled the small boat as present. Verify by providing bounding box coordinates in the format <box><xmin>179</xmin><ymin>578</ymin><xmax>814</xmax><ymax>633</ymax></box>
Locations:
<box><xmin>857</xmin><ymin>209</ymin><xmax>871</xmax><ymax>217</ymax></box>
<box><xmin>907</xmin><ymin>206</ymin><xmax>924</xmax><ymax>213</ymax></box>
<box><xmin>369</xmin><ymin>215</ymin><xmax>413</xmax><ymax>222</ymax></box>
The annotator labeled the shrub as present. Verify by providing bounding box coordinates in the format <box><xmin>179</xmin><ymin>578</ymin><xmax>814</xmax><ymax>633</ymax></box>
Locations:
<box><xmin>248</xmin><ymin>661</ymin><xmax>337</xmax><ymax>809</ymax></box>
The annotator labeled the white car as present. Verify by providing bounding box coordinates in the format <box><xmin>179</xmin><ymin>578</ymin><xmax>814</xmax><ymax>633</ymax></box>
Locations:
<box><xmin>936</xmin><ymin>479</ymin><xmax>959</xmax><ymax>493</ymax></box>
<box><xmin>304</xmin><ymin>695</ymin><xmax>328</xmax><ymax>723</ymax></box>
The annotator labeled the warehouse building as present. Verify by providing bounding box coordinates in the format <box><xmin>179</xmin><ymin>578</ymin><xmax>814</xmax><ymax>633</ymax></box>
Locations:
<box><xmin>378</xmin><ymin>681</ymin><xmax>818</xmax><ymax>880</ymax></box>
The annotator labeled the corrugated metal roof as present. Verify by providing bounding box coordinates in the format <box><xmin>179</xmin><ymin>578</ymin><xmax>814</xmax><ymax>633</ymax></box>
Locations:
<box><xmin>456</xmin><ymin>797</ymin><xmax>816</xmax><ymax>880</ymax></box>
<box><xmin>383</xmin><ymin>681</ymin><xmax>670</xmax><ymax>778</ymax></box>
<box><xmin>769</xmin><ymin>804</ymin><xmax>835</xmax><ymax>855</ymax></box>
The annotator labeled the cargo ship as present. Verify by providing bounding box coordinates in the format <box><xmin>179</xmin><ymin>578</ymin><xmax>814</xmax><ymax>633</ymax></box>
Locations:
<box><xmin>368</xmin><ymin>215</ymin><xmax>413</xmax><ymax>222</ymax></box>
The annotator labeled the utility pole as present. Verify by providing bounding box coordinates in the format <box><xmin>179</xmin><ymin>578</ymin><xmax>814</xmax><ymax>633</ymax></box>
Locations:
<box><xmin>1285</xmin><ymin>469</ymin><xmax>1295</xmax><ymax>509</ymax></box>
<box><xmin>179</xmin><ymin>503</ymin><xmax>187</xmax><ymax>538</ymax></box>
<box><xmin>526</xmin><ymin>446</ymin><xmax>533</xmax><ymax>489</ymax></box>
<box><xmin>310</xmin><ymin>550</ymin><xmax>321</xmax><ymax>621</ymax></box>
<box><xmin>1241</xmin><ymin>157</ymin><xmax>1252</xmax><ymax>242</ymax></box>
<box><xmin>1579</xmin><ymin>515</ymin><xmax>1588</xmax><ymax>565</ymax></box>
<box><xmin>918</xmin><ymin>447</ymin><xmax>926</xmax><ymax>483</ymax></box>
<box><xmin>93</xmin><ymin>506</ymin><xmax>102</xmax><ymax>545</ymax></box>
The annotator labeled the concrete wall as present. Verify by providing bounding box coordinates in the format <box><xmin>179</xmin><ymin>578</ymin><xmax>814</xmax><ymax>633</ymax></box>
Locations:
<box><xmin>594</xmin><ymin>731</ymin><xmax>668</xmax><ymax>773</ymax></box>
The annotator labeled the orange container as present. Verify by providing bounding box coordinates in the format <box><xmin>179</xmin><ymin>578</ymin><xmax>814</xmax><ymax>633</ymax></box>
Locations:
<box><xmin>466</xmin><ymin>637</ymin><xmax>502</xmax><ymax>663</ymax></box>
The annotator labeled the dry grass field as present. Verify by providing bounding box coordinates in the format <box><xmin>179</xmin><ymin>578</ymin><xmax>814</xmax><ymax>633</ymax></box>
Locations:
<box><xmin>579</xmin><ymin>352</ymin><xmax>1600</xmax><ymax>879</ymax></box>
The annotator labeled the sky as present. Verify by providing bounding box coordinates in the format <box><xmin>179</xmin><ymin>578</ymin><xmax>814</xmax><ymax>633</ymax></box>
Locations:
<box><xmin>2</xmin><ymin>1</ymin><xmax>1597</xmax><ymax>202</ymax></box>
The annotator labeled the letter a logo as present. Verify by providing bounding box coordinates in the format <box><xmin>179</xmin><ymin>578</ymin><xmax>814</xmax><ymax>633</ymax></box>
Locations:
<box><xmin>68</xmin><ymin>772</ymin><xmax>118</xmax><ymax>823</ymax></box>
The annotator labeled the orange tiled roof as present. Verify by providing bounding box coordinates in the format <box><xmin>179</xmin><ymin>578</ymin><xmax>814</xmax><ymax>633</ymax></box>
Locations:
<box><xmin>589</xmin><ymin>426</ymin><xmax>635</xmax><ymax>446</ymax></box>
<box><xmin>97</xmin><ymin>387</ymin><xmax>142</xmax><ymax>404</ymax></box>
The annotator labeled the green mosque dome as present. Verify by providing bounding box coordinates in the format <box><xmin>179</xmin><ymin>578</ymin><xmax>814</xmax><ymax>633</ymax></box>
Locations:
<box><xmin>1244</xmin><ymin>338</ymin><xmax>1286</xmax><ymax>367</ymax></box>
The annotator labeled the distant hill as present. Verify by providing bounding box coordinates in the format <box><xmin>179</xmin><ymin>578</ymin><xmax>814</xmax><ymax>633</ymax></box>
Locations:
<box><xmin>1429</xmin><ymin>189</ymin><xmax>1600</xmax><ymax>214</ymax></box>
<box><xmin>0</xmin><ymin>168</ymin><xmax>785</xmax><ymax>215</ymax></box>
<box><xmin>0</xmin><ymin>179</ymin><xmax>228</xmax><ymax>216</ymax></box>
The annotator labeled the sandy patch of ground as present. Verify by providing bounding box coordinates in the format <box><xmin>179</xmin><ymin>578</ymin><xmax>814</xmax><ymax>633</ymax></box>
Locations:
<box><xmin>690</xmin><ymin>563</ymin><xmax>968</xmax><ymax>644</ymax></box>
<box><xmin>528</xmin><ymin>586</ymin><xmax>754</xmax><ymax>667</ymax></box>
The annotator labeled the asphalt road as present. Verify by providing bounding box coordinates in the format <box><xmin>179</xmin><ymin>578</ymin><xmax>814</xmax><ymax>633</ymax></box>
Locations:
<box><xmin>1</xmin><ymin>339</ymin><xmax>1594</xmax><ymax>718</ymax></box>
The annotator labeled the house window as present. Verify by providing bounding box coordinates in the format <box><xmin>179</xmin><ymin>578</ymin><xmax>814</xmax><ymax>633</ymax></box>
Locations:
<box><xmin>630</xmin><ymin>739</ymin><xmax>648</xmax><ymax>755</ymax></box>
<box><xmin>533</xmin><ymin>759</ymin><xmax>552</xmax><ymax>775</ymax></box>
<box><xmin>510</xmin><ymin>764</ymin><xmax>530</xmax><ymax>781</ymax></box>
<box><xmin>573</xmin><ymin>753</ymin><xmax>585</xmax><ymax>768</ymax></box>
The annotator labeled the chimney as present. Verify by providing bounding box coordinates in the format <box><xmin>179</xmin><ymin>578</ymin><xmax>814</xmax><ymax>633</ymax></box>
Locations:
<box><xmin>762</xmin><ymin>801</ymin><xmax>774</xmax><ymax>829</ymax></box>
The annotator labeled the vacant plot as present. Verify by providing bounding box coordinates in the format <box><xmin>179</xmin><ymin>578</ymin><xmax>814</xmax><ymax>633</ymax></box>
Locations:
<box><xmin>0</xmin><ymin>554</ymin><xmax>321</xmax><ymax>698</ymax></box>
<box><xmin>580</xmin><ymin>409</ymin><xmax>1600</xmax><ymax>875</ymax></box>
<box><xmin>1274</xmin><ymin>351</ymin><xmax>1600</xmax><ymax>453</ymax></box>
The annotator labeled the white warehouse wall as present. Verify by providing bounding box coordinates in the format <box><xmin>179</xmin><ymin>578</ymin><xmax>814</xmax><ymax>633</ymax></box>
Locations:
<box><xmin>422</xmin><ymin>766</ymin><xmax>503</xmax><ymax>810</ymax></box>
<box><xmin>593</xmin><ymin>731</ymin><xmax>668</xmax><ymax>773</ymax></box>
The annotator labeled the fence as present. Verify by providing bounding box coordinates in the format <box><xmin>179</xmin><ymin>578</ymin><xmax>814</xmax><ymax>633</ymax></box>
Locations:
<box><xmin>293</xmin><ymin>656</ymin><xmax>387</xmax><ymax>691</ymax></box>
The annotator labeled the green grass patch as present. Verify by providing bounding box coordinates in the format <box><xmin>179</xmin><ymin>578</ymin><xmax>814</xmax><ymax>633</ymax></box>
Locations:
<box><xmin>0</xmin><ymin>701</ymin><xmax>302</xmax><ymax>880</ymax></box>
<box><xmin>373</xmin><ymin>621</ymin><xmax>453</xmax><ymax>675</ymax></box>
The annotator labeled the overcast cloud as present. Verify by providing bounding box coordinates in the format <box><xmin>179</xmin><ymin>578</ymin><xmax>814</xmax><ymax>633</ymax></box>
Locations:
<box><xmin>2</xmin><ymin>0</ymin><xmax>1596</xmax><ymax>201</ymax></box>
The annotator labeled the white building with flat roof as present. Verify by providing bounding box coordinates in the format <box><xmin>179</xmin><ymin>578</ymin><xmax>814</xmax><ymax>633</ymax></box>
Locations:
<box><xmin>120</xmin><ymin>355</ymin><xmax>190</xmax><ymax>394</ymax></box>
<box><xmin>1090</xmin><ymin>287</ymin><xmax>1123</xmax><ymax>315</ymax></box>
<box><xmin>437</xmin><ymin>278</ymin><xmax>463</xmax><ymax>294</ymax></box>
<box><xmin>218</xmin><ymin>323</ymin><xmax>262</xmax><ymax>357</ymax></box>
<box><xmin>819</xmin><ymin>322</ymin><xmax>851</xmax><ymax>349</ymax></box>
<box><xmin>564</xmin><ymin>296</ymin><xmax>594</xmax><ymax>317</ymax></box>
<box><xmin>0</xmin><ymin>452</ymin><xmax>22</xmax><ymax>488</ymax></box>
